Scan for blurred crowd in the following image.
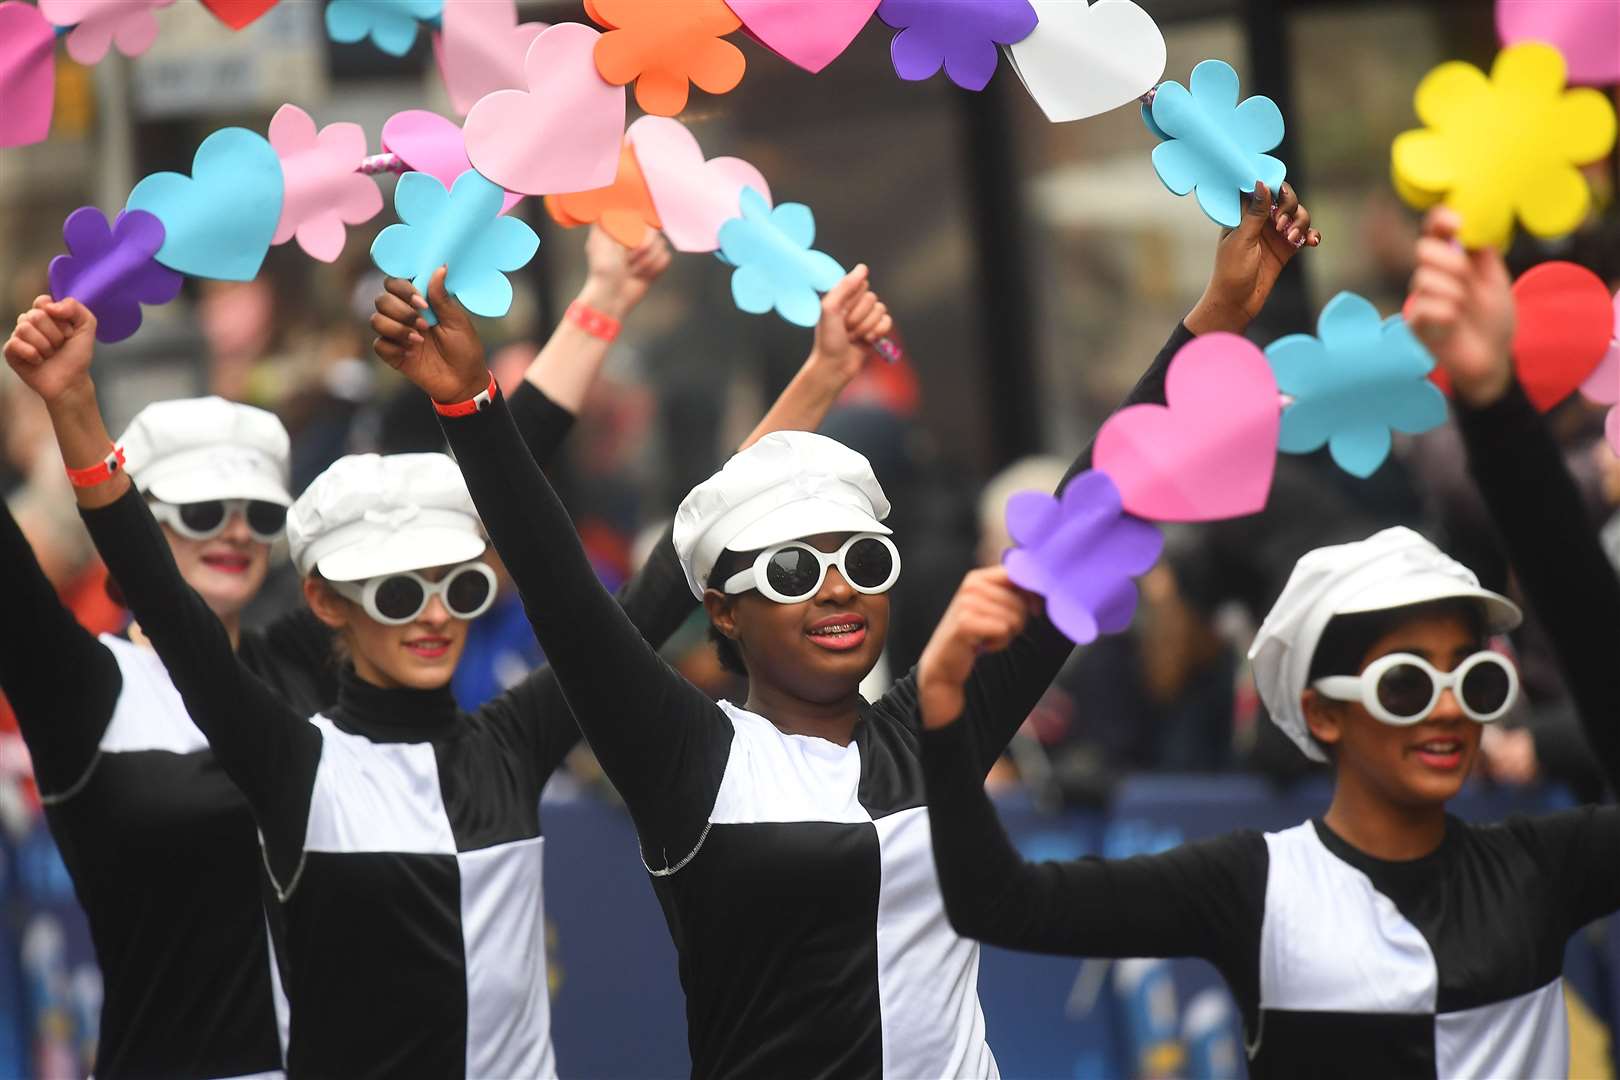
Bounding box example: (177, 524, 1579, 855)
(3, 212, 1619, 845)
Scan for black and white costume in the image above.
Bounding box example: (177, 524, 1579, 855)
(921, 379, 1620, 1078)
(435, 322, 1192, 1079)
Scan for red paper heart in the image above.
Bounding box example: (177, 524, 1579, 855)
(199, 0, 278, 30)
(1428, 261, 1614, 412)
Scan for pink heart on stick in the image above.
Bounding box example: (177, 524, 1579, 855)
(726, 0, 878, 74)
(0, 2, 55, 149)
(626, 116, 771, 253)
(268, 104, 384, 263)
(381, 109, 524, 215)
(1094, 332, 1281, 522)
(434, 0, 546, 116)
(464, 23, 626, 198)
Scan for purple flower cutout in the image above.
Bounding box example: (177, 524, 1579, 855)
(48, 207, 184, 344)
(1002, 469, 1164, 645)
(876, 0, 1037, 91)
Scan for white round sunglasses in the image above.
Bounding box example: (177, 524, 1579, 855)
(1312, 650, 1518, 727)
(722, 533, 901, 605)
(328, 562, 497, 626)
(150, 498, 287, 543)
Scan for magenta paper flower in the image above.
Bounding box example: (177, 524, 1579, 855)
(875, 0, 1036, 91)
(38, 0, 175, 66)
(1002, 469, 1164, 645)
(268, 104, 384, 263)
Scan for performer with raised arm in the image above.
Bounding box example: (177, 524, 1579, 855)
(2, 229, 880, 1076)
(916, 208, 1618, 1077)
(376, 185, 1317, 1077)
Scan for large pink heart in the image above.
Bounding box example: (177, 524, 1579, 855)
(268, 104, 383, 262)
(464, 23, 625, 198)
(1094, 332, 1280, 522)
(726, 0, 878, 74)
(433, 0, 546, 117)
(1496, 0, 1620, 86)
(381, 109, 523, 215)
(0, 2, 55, 149)
(626, 116, 770, 253)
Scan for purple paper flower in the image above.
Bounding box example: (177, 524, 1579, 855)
(1002, 469, 1164, 645)
(48, 207, 183, 344)
(876, 0, 1037, 91)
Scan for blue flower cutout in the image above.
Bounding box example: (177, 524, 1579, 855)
(1001, 470, 1164, 645)
(370, 170, 539, 325)
(1266, 292, 1447, 479)
(718, 187, 845, 328)
(325, 0, 443, 57)
(1149, 59, 1286, 227)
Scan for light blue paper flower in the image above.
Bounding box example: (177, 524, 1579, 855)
(1149, 59, 1286, 227)
(1266, 292, 1447, 478)
(717, 187, 845, 328)
(370, 170, 539, 325)
(325, 0, 442, 57)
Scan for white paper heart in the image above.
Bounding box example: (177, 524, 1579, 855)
(1006, 0, 1166, 124)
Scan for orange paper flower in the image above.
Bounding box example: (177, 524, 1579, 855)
(590, 0, 746, 117)
(545, 144, 663, 248)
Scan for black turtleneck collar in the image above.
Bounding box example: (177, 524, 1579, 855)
(328, 664, 462, 743)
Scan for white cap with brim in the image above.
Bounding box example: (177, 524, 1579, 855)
(287, 453, 486, 583)
(1248, 526, 1521, 763)
(118, 396, 292, 506)
(674, 431, 891, 600)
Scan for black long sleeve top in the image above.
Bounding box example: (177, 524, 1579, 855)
(0, 382, 687, 1078)
(922, 380, 1620, 1079)
(436, 321, 1194, 1079)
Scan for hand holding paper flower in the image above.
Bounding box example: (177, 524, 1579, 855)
(370, 170, 539, 325)
(1148, 59, 1286, 228)
(718, 187, 845, 328)
(1002, 470, 1163, 645)
(1392, 43, 1616, 249)
(1267, 292, 1446, 479)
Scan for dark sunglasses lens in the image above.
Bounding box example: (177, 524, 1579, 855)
(1376, 662, 1434, 718)
(178, 501, 227, 534)
(373, 576, 426, 621)
(1461, 659, 1511, 715)
(246, 501, 287, 536)
(445, 568, 492, 617)
(844, 538, 893, 589)
(764, 547, 820, 598)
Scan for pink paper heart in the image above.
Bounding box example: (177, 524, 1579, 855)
(1094, 332, 1281, 522)
(268, 104, 384, 263)
(725, 0, 878, 74)
(39, 0, 174, 66)
(434, 0, 547, 116)
(464, 22, 626, 198)
(381, 109, 524, 215)
(0, 2, 55, 149)
(626, 116, 771, 253)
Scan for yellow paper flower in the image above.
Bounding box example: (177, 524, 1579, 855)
(1392, 43, 1616, 249)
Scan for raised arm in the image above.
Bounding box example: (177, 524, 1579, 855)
(889, 182, 1322, 771)
(1408, 207, 1620, 790)
(4, 298, 320, 883)
(0, 500, 123, 799)
(915, 571, 1264, 970)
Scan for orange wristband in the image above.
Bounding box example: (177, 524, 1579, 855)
(432, 373, 497, 418)
(566, 300, 621, 342)
(67, 445, 126, 488)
